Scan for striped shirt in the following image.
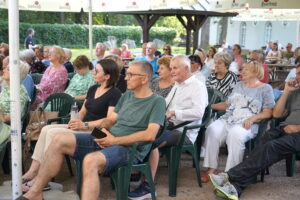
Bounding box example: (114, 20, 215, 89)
(206, 71, 238, 98)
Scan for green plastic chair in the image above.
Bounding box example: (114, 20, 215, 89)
(75, 121, 166, 199)
(30, 73, 43, 85)
(160, 105, 212, 197)
(68, 72, 76, 80)
(0, 139, 8, 167)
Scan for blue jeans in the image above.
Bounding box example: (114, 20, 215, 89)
(71, 133, 131, 175)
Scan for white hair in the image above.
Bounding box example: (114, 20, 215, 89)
(171, 54, 191, 72)
(96, 42, 106, 50)
(19, 49, 35, 61)
(147, 42, 157, 50)
(63, 48, 72, 59)
(19, 60, 30, 82)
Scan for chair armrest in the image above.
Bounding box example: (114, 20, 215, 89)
(47, 117, 63, 124)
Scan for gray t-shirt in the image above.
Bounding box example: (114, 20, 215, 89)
(111, 90, 166, 161)
(220, 82, 275, 133)
(283, 90, 300, 126)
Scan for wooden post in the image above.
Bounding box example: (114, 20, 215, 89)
(134, 14, 161, 43)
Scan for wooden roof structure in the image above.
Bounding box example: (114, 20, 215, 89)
(110, 9, 237, 54)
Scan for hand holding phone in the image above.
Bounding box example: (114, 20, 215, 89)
(91, 127, 107, 139)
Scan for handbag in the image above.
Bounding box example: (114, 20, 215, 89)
(25, 107, 58, 145)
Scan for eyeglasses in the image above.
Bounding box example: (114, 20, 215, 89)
(163, 48, 170, 51)
(125, 72, 146, 78)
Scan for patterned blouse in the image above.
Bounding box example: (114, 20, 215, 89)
(150, 77, 174, 98)
(65, 71, 95, 98)
(0, 85, 29, 117)
(220, 82, 275, 133)
(206, 71, 238, 98)
(33, 65, 68, 108)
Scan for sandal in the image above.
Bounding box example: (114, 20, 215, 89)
(201, 172, 210, 183)
(22, 178, 32, 184)
(22, 182, 32, 194)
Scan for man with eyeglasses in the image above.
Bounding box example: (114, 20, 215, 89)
(128, 55, 208, 199)
(137, 42, 159, 76)
(20, 60, 166, 200)
(209, 65, 300, 200)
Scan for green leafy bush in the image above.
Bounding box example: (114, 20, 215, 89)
(0, 22, 176, 48)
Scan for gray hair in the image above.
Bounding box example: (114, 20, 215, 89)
(147, 42, 157, 50)
(129, 60, 153, 81)
(4, 57, 30, 82)
(20, 49, 35, 61)
(213, 52, 232, 67)
(252, 50, 265, 62)
(63, 48, 72, 59)
(19, 60, 30, 82)
(96, 42, 106, 50)
(171, 54, 191, 72)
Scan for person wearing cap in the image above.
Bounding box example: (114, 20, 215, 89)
(189, 54, 206, 84)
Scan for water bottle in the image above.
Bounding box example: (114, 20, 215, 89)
(70, 102, 78, 120)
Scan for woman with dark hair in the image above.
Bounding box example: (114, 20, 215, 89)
(161, 45, 173, 57)
(22, 59, 122, 189)
(229, 44, 244, 75)
(265, 42, 282, 64)
(65, 55, 95, 101)
(205, 47, 217, 72)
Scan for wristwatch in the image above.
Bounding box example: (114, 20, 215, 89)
(84, 122, 89, 130)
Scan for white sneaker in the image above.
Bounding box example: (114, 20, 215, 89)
(209, 172, 229, 188)
(215, 182, 239, 200)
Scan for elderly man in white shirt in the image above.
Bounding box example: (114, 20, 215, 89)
(128, 54, 208, 200)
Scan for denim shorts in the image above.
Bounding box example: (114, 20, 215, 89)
(71, 133, 131, 175)
(153, 130, 192, 148)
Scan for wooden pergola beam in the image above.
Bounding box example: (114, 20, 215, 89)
(134, 14, 161, 43)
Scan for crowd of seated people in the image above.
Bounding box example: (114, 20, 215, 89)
(1, 39, 299, 200)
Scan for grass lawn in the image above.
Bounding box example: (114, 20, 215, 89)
(71, 47, 187, 62)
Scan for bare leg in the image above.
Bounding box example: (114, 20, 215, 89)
(148, 142, 167, 181)
(81, 151, 107, 200)
(23, 133, 77, 200)
(149, 148, 159, 180)
(22, 160, 40, 180)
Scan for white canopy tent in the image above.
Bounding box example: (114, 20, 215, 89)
(3, 0, 209, 198)
(209, 0, 300, 20)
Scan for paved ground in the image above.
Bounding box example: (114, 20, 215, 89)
(1, 151, 300, 200)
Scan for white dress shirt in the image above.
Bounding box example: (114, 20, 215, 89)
(165, 75, 208, 143)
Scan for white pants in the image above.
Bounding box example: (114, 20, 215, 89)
(203, 119, 255, 172)
(32, 124, 90, 163)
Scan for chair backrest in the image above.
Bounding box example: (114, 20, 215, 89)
(68, 72, 76, 80)
(30, 73, 43, 85)
(207, 88, 225, 105)
(43, 93, 75, 117)
(0, 139, 8, 165)
(131, 120, 167, 164)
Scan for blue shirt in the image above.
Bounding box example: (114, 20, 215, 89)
(137, 57, 159, 77)
(22, 74, 35, 100)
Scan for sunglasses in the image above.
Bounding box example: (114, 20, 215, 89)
(163, 48, 170, 51)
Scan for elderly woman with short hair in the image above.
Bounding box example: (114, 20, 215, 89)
(0, 58, 30, 144)
(31, 45, 68, 109)
(150, 56, 174, 98)
(201, 61, 275, 182)
(206, 52, 238, 98)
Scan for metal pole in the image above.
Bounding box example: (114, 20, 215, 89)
(89, 0, 93, 60)
(297, 20, 300, 47)
(8, 0, 22, 198)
